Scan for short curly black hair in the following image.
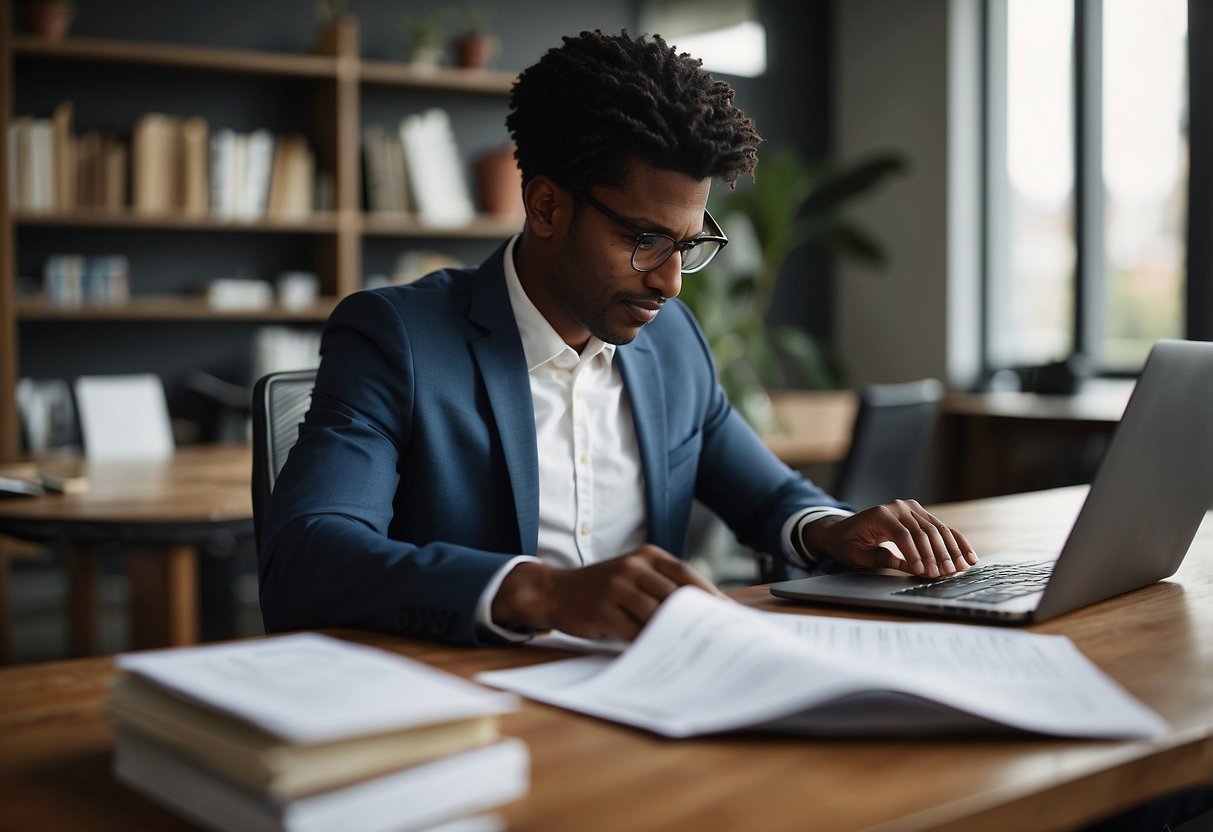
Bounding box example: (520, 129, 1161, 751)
(506, 29, 761, 195)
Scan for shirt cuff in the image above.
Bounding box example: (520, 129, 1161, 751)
(475, 555, 543, 643)
(782, 507, 855, 569)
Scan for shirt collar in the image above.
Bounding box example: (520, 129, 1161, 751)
(502, 235, 616, 372)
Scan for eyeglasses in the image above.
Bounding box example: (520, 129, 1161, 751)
(574, 191, 728, 274)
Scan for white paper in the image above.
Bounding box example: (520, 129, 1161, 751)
(476, 587, 1167, 740)
(117, 633, 517, 744)
(74, 373, 175, 460)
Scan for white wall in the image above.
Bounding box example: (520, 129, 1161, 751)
(833, 0, 982, 389)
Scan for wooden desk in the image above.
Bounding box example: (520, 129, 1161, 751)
(0, 487, 1209, 831)
(941, 383, 1134, 500)
(0, 444, 252, 657)
(763, 389, 857, 468)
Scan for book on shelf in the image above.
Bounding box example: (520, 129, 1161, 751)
(8, 115, 29, 209)
(239, 128, 276, 220)
(109, 633, 527, 831)
(51, 101, 75, 212)
(477, 586, 1168, 740)
(399, 108, 475, 228)
(363, 124, 411, 215)
(265, 134, 314, 221)
(132, 113, 183, 214)
(8, 116, 55, 213)
(42, 254, 130, 306)
(28, 118, 54, 213)
(209, 127, 238, 219)
(180, 116, 210, 217)
(75, 130, 128, 212)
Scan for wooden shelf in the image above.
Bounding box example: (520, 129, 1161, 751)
(13, 34, 518, 93)
(11, 34, 339, 78)
(361, 213, 523, 238)
(13, 210, 342, 233)
(17, 296, 338, 322)
(359, 60, 516, 94)
(0, 15, 519, 459)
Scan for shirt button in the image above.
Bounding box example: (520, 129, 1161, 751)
(580, 523, 590, 536)
(579, 454, 589, 465)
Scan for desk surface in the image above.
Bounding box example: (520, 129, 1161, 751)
(0, 444, 254, 654)
(0, 444, 252, 538)
(0, 487, 1210, 831)
(944, 381, 1134, 424)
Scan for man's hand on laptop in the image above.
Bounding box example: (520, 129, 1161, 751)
(491, 545, 726, 641)
(801, 500, 978, 579)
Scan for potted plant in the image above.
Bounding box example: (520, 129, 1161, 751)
(23, 0, 76, 40)
(453, 5, 499, 70)
(401, 11, 450, 71)
(678, 145, 907, 428)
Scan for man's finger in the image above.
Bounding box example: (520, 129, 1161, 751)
(651, 555, 723, 596)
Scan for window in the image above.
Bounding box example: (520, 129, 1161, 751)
(640, 0, 766, 78)
(985, 0, 1190, 374)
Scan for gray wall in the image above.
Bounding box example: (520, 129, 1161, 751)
(833, 0, 981, 389)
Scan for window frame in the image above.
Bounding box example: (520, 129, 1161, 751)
(981, 0, 1206, 378)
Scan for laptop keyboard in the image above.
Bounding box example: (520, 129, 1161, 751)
(892, 560, 1055, 604)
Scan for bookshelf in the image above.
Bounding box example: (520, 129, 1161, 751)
(0, 7, 520, 460)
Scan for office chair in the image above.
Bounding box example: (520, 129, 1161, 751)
(251, 369, 316, 548)
(760, 377, 946, 583)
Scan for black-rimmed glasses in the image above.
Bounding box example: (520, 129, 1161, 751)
(575, 191, 728, 274)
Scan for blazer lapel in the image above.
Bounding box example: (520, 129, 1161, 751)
(618, 338, 670, 547)
(467, 247, 540, 555)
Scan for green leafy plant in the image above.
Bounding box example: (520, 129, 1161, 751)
(678, 145, 908, 427)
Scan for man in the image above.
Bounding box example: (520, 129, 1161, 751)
(259, 30, 976, 646)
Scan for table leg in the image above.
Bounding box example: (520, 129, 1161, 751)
(127, 545, 199, 650)
(67, 543, 100, 657)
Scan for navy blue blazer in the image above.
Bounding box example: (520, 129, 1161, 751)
(259, 241, 845, 644)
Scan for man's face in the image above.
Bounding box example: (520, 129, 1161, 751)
(544, 162, 712, 349)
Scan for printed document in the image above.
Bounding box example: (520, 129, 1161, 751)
(477, 588, 1166, 739)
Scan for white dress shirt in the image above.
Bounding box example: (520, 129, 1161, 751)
(475, 237, 850, 639)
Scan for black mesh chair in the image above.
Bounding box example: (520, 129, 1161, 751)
(833, 377, 945, 509)
(251, 369, 316, 549)
(761, 377, 945, 583)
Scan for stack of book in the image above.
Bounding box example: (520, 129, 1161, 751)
(109, 633, 528, 832)
(363, 108, 476, 227)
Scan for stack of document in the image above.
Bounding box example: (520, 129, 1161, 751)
(109, 633, 527, 832)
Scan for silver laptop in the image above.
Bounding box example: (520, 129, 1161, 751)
(770, 339, 1213, 624)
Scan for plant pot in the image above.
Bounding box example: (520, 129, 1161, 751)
(24, 1, 75, 40)
(456, 34, 498, 69)
(474, 145, 523, 220)
(408, 44, 445, 72)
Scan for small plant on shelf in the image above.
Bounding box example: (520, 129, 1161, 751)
(401, 10, 450, 71)
(453, 5, 499, 69)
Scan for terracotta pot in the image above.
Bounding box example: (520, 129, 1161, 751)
(456, 34, 498, 69)
(475, 145, 523, 219)
(24, 1, 74, 40)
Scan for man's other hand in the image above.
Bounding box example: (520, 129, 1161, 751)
(803, 500, 978, 579)
(492, 545, 724, 641)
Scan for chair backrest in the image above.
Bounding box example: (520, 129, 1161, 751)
(251, 369, 316, 548)
(833, 378, 945, 509)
